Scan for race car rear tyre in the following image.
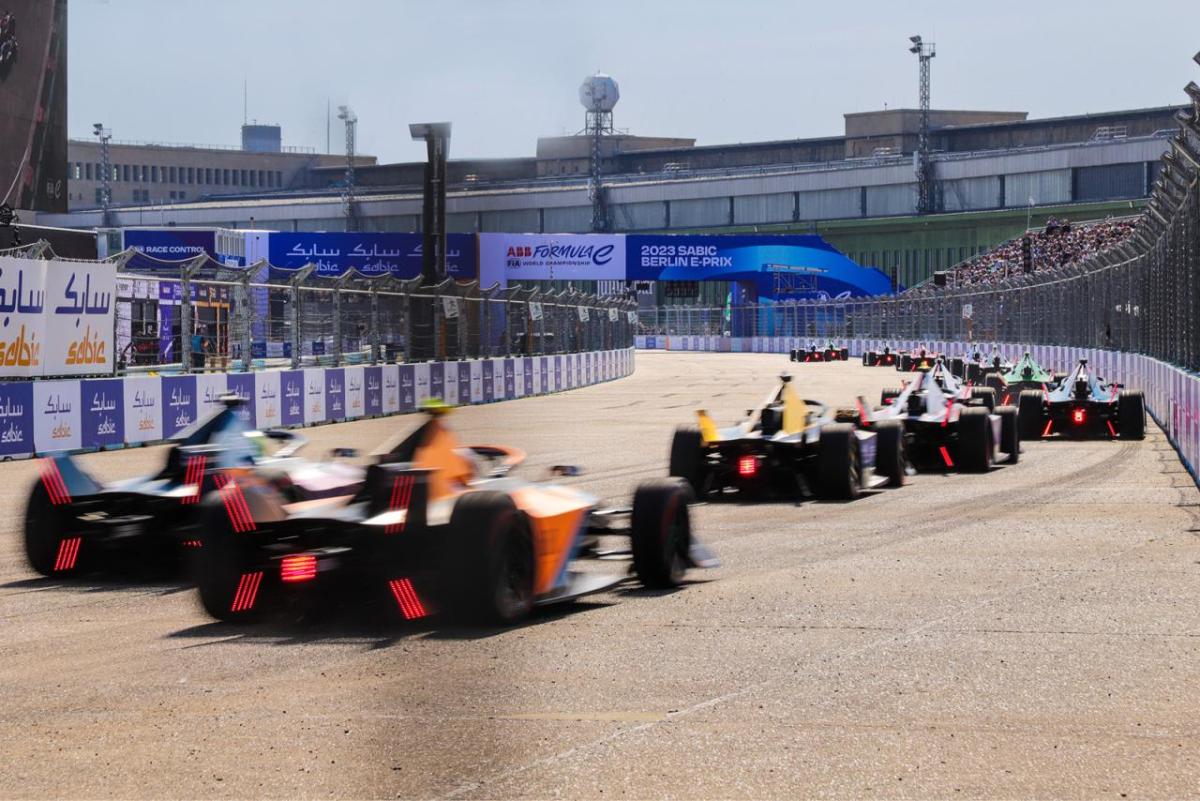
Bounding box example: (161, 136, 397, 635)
(996, 405, 1020, 464)
(789, 349, 798, 362)
(817, 424, 861, 500)
(880, 387, 903, 407)
(956, 406, 993, 473)
(949, 358, 965, 378)
(1052, 372, 1069, 386)
(839, 348, 849, 361)
(24, 479, 83, 577)
(631, 479, 693, 589)
(1118, 390, 1146, 440)
(1017, 390, 1045, 440)
(446, 492, 535, 625)
(966, 363, 982, 384)
(873, 419, 906, 487)
(668, 426, 707, 495)
(899, 355, 913, 372)
(196, 497, 267, 623)
(970, 387, 997, 412)
(984, 374, 1006, 394)
(863, 351, 876, 366)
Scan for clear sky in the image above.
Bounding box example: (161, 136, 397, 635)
(69, 0, 1197, 163)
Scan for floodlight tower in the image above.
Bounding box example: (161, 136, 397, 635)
(579, 73, 619, 232)
(337, 105, 358, 232)
(92, 123, 112, 224)
(909, 35, 936, 214)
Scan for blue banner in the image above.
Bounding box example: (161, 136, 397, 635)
(364, 367, 383, 417)
(482, 360, 494, 402)
(457, 362, 471, 405)
(430, 363, 445, 402)
(280, 370, 304, 426)
(124, 230, 216, 270)
(162, 375, 197, 438)
(504, 359, 516, 399)
(226, 373, 255, 428)
(523, 359, 533, 396)
(324, 368, 345, 421)
(81, 378, 124, 449)
(0, 381, 34, 456)
(626, 234, 892, 300)
(398, 365, 416, 412)
(267, 233, 477, 280)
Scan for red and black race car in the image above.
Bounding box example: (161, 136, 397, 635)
(862, 346, 898, 367)
(790, 342, 849, 362)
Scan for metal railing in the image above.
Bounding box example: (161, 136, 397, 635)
(639, 51, 1200, 371)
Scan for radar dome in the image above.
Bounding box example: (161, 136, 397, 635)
(579, 73, 620, 113)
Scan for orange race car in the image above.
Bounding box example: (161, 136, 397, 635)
(194, 404, 717, 626)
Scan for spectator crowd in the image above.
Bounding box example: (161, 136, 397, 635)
(945, 217, 1137, 288)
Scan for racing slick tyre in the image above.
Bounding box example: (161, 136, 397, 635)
(949, 357, 965, 378)
(1052, 372, 1069, 386)
(839, 348, 849, 361)
(956, 406, 994, 473)
(1017, 390, 1045, 440)
(873, 419, 907, 487)
(863, 351, 877, 366)
(970, 387, 997, 412)
(197, 495, 267, 623)
(668, 426, 707, 495)
(996, 404, 1020, 464)
(880, 387, 903, 407)
(446, 492, 535, 625)
(984, 374, 1006, 395)
(631, 478, 693, 589)
(24, 479, 84, 577)
(966, 363, 983, 384)
(816, 423, 861, 500)
(1118, 390, 1146, 440)
(899, 354, 913, 372)
(789, 349, 798, 362)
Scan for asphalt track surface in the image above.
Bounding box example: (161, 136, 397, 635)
(2, 352, 1199, 799)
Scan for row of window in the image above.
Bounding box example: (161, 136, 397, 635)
(73, 162, 284, 190)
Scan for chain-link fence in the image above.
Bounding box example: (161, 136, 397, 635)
(640, 61, 1200, 371)
(109, 254, 637, 375)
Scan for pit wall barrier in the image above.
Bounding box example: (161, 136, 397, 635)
(636, 335, 1200, 484)
(0, 348, 636, 459)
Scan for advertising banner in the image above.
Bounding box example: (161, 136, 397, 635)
(324, 368, 346, 421)
(267, 232, 476, 280)
(469, 361, 482, 403)
(364, 366, 383, 417)
(255, 370, 281, 430)
(0, 256, 47, 378)
(478, 234, 625, 286)
(442, 362, 458, 406)
(124, 375, 162, 444)
(195, 373, 228, 422)
(482, 360, 494, 402)
(34, 379, 80, 453)
(226, 373, 255, 428)
(0, 380, 34, 457)
(162, 375, 197, 438)
(43, 259, 117, 377)
(504, 359, 516, 399)
(123, 230, 216, 270)
(81, 378, 124, 449)
(430, 362, 445, 403)
(382, 365, 400, 414)
(414, 362, 431, 407)
(399, 365, 416, 412)
(304, 368, 326, 424)
(280, 370, 305, 427)
(457, 362, 471, 405)
(344, 366, 364, 420)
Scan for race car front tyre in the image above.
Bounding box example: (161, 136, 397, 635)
(1017, 390, 1045, 440)
(949, 358, 965, 378)
(197, 497, 267, 623)
(970, 387, 997, 412)
(24, 480, 83, 577)
(1118, 390, 1146, 440)
(631, 478, 693, 589)
(668, 426, 707, 495)
(446, 492, 535, 625)
(816, 424, 861, 500)
(956, 407, 993, 473)
(996, 404, 1020, 464)
(880, 387, 903, 407)
(873, 419, 906, 487)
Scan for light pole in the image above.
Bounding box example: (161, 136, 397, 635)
(908, 36, 936, 214)
(410, 122, 451, 283)
(92, 123, 112, 224)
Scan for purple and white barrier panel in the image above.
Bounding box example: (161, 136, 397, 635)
(4, 348, 635, 459)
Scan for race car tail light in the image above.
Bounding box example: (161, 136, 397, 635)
(230, 571, 263, 612)
(181, 454, 207, 504)
(54, 537, 82, 572)
(389, 578, 427, 620)
(1042, 420, 1054, 437)
(941, 400, 953, 427)
(938, 446, 954, 468)
(214, 473, 256, 533)
(1107, 420, 1118, 437)
(280, 554, 318, 583)
(182, 540, 202, 548)
(384, 473, 415, 535)
(737, 455, 758, 478)
(1072, 408, 1086, 425)
(39, 459, 71, 505)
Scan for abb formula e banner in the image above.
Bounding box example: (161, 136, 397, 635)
(626, 235, 892, 300)
(0, 256, 116, 378)
(478, 234, 625, 287)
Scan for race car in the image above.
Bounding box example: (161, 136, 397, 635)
(862, 346, 899, 367)
(864, 359, 1019, 472)
(1016, 358, 1145, 440)
(897, 348, 940, 372)
(983, 351, 1066, 406)
(668, 373, 907, 501)
(790, 343, 849, 362)
(948, 347, 1013, 385)
(23, 398, 363, 578)
(194, 404, 718, 626)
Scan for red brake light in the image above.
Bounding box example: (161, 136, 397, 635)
(1072, 408, 1086, 425)
(280, 554, 318, 583)
(737, 455, 758, 477)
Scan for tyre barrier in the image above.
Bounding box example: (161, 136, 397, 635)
(0, 348, 636, 459)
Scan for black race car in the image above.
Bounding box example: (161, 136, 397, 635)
(790, 343, 850, 362)
(24, 398, 363, 578)
(1016, 358, 1145, 440)
(862, 346, 899, 367)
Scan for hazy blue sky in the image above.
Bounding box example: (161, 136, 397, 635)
(70, 0, 1196, 163)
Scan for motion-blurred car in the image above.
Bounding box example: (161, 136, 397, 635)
(862, 346, 899, 367)
(790, 342, 849, 362)
(1016, 358, 1145, 440)
(194, 405, 718, 625)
